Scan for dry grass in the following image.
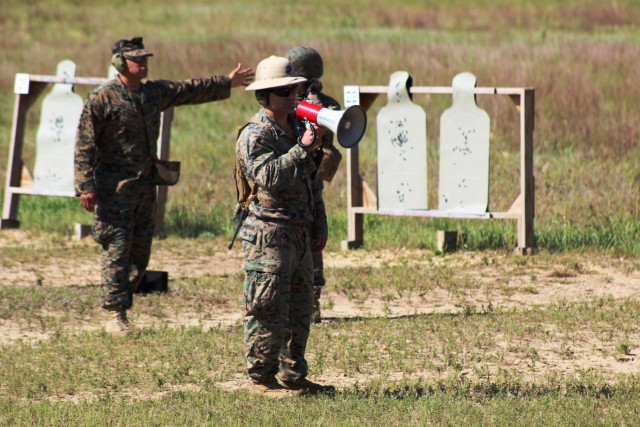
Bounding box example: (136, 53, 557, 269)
(0, 0, 639, 246)
(2, 4, 640, 425)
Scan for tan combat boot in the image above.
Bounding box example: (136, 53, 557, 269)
(251, 379, 304, 399)
(105, 307, 133, 337)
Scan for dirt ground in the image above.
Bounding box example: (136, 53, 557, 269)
(2, 229, 640, 393)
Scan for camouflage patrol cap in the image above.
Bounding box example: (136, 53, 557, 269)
(112, 37, 154, 58)
(245, 56, 306, 91)
(285, 46, 323, 80)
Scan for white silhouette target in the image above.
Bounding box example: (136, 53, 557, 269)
(438, 72, 490, 214)
(32, 60, 84, 195)
(377, 71, 428, 210)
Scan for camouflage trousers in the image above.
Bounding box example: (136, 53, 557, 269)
(91, 189, 156, 310)
(312, 250, 325, 299)
(240, 220, 314, 383)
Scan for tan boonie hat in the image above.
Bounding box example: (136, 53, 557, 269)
(246, 56, 306, 91)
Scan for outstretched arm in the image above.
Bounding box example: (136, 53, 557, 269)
(228, 63, 255, 88)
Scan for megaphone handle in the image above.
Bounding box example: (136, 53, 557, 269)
(296, 119, 316, 149)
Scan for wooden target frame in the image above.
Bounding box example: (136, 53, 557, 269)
(0, 70, 174, 238)
(342, 84, 535, 255)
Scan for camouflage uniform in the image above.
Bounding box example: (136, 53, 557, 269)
(286, 47, 341, 314)
(303, 85, 340, 300)
(75, 75, 232, 310)
(236, 108, 327, 383)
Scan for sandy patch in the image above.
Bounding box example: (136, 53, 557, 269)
(3, 229, 640, 391)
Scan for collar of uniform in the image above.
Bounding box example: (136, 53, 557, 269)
(115, 75, 145, 92)
(256, 108, 298, 138)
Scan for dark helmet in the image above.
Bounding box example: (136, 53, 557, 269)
(285, 46, 323, 80)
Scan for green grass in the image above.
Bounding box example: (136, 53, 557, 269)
(2, 237, 640, 424)
(9, 197, 90, 235)
(1, 0, 639, 255)
(2, 295, 640, 425)
(3, 387, 639, 426)
(11, 196, 640, 255)
(2, 0, 640, 424)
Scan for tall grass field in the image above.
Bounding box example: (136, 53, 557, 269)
(1, 0, 640, 253)
(1, 0, 640, 425)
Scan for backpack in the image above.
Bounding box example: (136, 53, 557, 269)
(234, 155, 257, 211)
(234, 119, 269, 211)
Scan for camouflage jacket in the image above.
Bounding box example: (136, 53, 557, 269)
(236, 108, 328, 239)
(74, 75, 231, 196)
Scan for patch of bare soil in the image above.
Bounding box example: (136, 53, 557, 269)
(2, 229, 640, 395)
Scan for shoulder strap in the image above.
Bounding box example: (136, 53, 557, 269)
(237, 117, 272, 137)
(241, 182, 258, 211)
(236, 119, 270, 210)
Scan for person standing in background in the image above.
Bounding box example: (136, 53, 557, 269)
(75, 36, 254, 336)
(286, 46, 342, 323)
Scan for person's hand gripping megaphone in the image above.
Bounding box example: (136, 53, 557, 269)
(296, 109, 326, 151)
(295, 100, 367, 148)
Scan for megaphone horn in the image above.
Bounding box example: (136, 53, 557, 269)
(295, 100, 367, 148)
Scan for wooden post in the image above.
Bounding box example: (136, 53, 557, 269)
(154, 107, 174, 238)
(341, 143, 364, 250)
(516, 88, 536, 254)
(0, 84, 47, 228)
(437, 230, 458, 253)
(341, 91, 379, 250)
(74, 223, 91, 239)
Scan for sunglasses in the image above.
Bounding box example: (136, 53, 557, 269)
(271, 86, 298, 97)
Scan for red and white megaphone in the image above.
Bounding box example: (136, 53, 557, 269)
(295, 100, 367, 148)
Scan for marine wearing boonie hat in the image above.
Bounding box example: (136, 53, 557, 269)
(245, 56, 306, 91)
